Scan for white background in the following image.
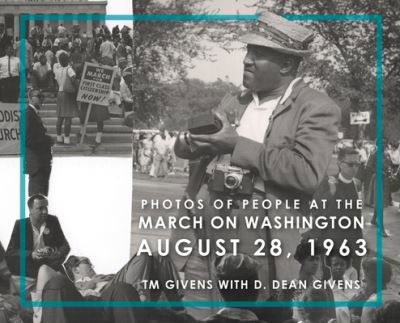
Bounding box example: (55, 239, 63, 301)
(0, 156, 132, 274)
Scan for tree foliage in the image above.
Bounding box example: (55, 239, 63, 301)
(131, 0, 213, 127)
(159, 78, 239, 130)
(130, 0, 400, 140)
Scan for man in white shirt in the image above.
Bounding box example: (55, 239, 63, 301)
(32, 54, 53, 90)
(5, 194, 70, 279)
(0, 44, 20, 103)
(0, 23, 12, 58)
(99, 34, 116, 64)
(172, 11, 340, 318)
(389, 141, 400, 166)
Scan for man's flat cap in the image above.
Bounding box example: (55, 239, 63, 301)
(240, 11, 315, 57)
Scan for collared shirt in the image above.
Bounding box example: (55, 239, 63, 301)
(31, 222, 46, 251)
(205, 78, 302, 187)
(100, 40, 116, 59)
(389, 147, 400, 165)
(29, 103, 39, 115)
(45, 50, 54, 66)
(120, 78, 133, 103)
(0, 55, 20, 79)
(237, 77, 302, 192)
(53, 64, 75, 91)
(338, 173, 353, 184)
(356, 148, 368, 164)
(329, 278, 358, 323)
(33, 62, 51, 78)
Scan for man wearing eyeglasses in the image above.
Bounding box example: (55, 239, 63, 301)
(314, 147, 364, 278)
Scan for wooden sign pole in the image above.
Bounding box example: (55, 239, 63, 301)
(80, 103, 92, 145)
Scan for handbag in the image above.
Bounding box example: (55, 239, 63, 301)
(62, 67, 77, 93)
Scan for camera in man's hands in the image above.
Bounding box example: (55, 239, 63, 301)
(187, 112, 222, 134)
(209, 164, 254, 196)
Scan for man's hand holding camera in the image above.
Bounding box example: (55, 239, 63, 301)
(32, 247, 56, 260)
(189, 112, 239, 155)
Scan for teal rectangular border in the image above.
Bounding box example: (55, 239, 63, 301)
(19, 14, 383, 308)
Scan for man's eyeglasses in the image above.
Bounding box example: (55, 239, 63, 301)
(343, 161, 360, 168)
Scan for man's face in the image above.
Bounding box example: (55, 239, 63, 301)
(242, 45, 283, 93)
(31, 94, 44, 108)
(6, 46, 14, 57)
(29, 198, 48, 227)
(39, 55, 47, 65)
(73, 257, 96, 279)
(330, 256, 347, 280)
(302, 255, 320, 276)
(339, 154, 360, 180)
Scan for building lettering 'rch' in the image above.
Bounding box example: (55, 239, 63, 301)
(0, 0, 107, 40)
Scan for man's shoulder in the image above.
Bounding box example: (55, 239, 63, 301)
(296, 84, 338, 108)
(46, 214, 59, 223)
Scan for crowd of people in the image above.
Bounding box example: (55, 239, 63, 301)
(0, 22, 135, 146)
(2, 8, 400, 323)
(347, 139, 400, 237)
(1, 196, 400, 323)
(132, 129, 179, 177)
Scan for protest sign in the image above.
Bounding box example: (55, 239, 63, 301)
(0, 103, 20, 155)
(77, 63, 116, 106)
(76, 63, 116, 145)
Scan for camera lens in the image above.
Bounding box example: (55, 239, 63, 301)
(224, 174, 241, 190)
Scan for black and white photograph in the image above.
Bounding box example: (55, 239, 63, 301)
(1, 0, 136, 322)
(1, 0, 400, 322)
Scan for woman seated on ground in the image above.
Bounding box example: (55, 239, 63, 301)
(296, 287, 336, 323)
(325, 250, 359, 323)
(358, 258, 400, 323)
(290, 242, 335, 322)
(0, 242, 28, 323)
(375, 300, 400, 323)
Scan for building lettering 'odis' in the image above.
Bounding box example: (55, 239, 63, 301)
(0, 0, 107, 40)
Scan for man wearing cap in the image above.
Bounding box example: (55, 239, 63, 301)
(172, 11, 340, 317)
(25, 90, 53, 196)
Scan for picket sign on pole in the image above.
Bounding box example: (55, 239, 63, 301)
(80, 103, 92, 145)
(76, 62, 116, 145)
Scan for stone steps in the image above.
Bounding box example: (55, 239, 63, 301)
(52, 142, 133, 155)
(42, 116, 126, 126)
(36, 94, 132, 156)
(49, 133, 132, 144)
(46, 124, 131, 134)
